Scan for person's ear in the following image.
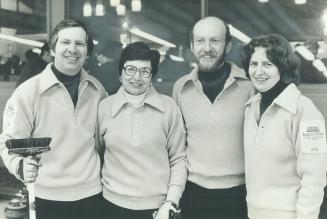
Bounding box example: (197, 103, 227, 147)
(50, 49, 55, 57)
(225, 41, 232, 54)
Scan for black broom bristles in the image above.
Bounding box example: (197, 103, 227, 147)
(6, 138, 52, 156)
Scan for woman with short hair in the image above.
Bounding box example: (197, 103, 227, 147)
(242, 34, 327, 219)
(98, 42, 187, 219)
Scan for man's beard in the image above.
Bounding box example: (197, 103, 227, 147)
(197, 47, 227, 72)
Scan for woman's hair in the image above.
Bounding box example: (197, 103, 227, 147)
(50, 19, 94, 56)
(241, 34, 301, 85)
(118, 42, 160, 77)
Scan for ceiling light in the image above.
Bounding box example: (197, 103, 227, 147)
(129, 28, 176, 48)
(228, 24, 251, 43)
(83, 0, 92, 17)
(258, 0, 269, 3)
(322, 9, 327, 28)
(169, 54, 184, 62)
(122, 21, 129, 29)
(313, 59, 327, 72)
(95, 0, 105, 16)
(0, 33, 44, 47)
(116, 4, 126, 16)
(295, 45, 315, 61)
(295, 0, 306, 4)
(131, 0, 142, 12)
(110, 0, 120, 7)
(120, 33, 128, 46)
(32, 48, 41, 54)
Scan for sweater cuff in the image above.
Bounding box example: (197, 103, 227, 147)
(166, 185, 184, 205)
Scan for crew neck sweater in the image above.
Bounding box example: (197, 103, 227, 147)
(51, 65, 81, 107)
(198, 63, 231, 103)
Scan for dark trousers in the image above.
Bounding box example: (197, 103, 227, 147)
(35, 193, 102, 219)
(180, 181, 248, 219)
(102, 198, 157, 219)
(319, 187, 327, 219)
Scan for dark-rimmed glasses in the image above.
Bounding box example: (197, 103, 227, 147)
(123, 65, 152, 78)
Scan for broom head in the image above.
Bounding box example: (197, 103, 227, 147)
(6, 138, 52, 156)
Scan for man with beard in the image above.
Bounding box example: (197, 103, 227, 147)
(173, 17, 254, 219)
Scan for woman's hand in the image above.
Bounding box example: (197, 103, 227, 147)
(18, 155, 42, 183)
(154, 202, 172, 219)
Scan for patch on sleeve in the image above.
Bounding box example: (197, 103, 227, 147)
(3, 104, 16, 131)
(300, 120, 327, 153)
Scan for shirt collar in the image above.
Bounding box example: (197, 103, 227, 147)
(274, 83, 300, 114)
(39, 64, 60, 94)
(245, 83, 300, 114)
(181, 62, 247, 89)
(39, 63, 102, 94)
(111, 85, 165, 117)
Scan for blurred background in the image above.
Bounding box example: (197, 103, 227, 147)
(1, 0, 327, 218)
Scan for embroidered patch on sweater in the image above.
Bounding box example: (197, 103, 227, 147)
(300, 120, 327, 153)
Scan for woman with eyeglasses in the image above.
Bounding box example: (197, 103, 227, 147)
(241, 34, 327, 219)
(98, 42, 187, 219)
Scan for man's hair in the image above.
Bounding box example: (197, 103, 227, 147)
(50, 19, 94, 56)
(118, 42, 160, 77)
(189, 17, 232, 46)
(241, 34, 300, 85)
(40, 42, 50, 57)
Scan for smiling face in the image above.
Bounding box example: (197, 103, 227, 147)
(191, 18, 230, 72)
(121, 60, 152, 95)
(51, 27, 88, 75)
(249, 47, 280, 92)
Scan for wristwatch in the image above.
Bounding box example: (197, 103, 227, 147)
(164, 200, 180, 211)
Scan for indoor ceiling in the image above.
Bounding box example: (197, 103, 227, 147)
(68, 0, 327, 47)
(1, 0, 326, 46)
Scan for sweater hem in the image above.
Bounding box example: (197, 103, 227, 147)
(188, 173, 245, 189)
(103, 188, 165, 210)
(248, 203, 296, 219)
(36, 178, 102, 201)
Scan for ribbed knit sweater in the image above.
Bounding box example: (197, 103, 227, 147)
(244, 84, 327, 219)
(0, 64, 107, 201)
(173, 62, 255, 188)
(98, 86, 187, 210)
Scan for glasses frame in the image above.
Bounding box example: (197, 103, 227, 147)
(123, 65, 152, 78)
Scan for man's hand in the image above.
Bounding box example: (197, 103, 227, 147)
(18, 155, 42, 183)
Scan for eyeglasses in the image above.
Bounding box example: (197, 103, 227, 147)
(123, 65, 152, 78)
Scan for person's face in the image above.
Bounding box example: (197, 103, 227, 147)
(249, 47, 280, 92)
(191, 18, 230, 72)
(51, 27, 88, 75)
(121, 60, 152, 95)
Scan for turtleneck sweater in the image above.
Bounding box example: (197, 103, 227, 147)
(198, 62, 231, 103)
(51, 65, 81, 107)
(259, 81, 287, 116)
(122, 87, 149, 108)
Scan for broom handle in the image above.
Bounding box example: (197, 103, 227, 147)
(27, 183, 36, 219)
